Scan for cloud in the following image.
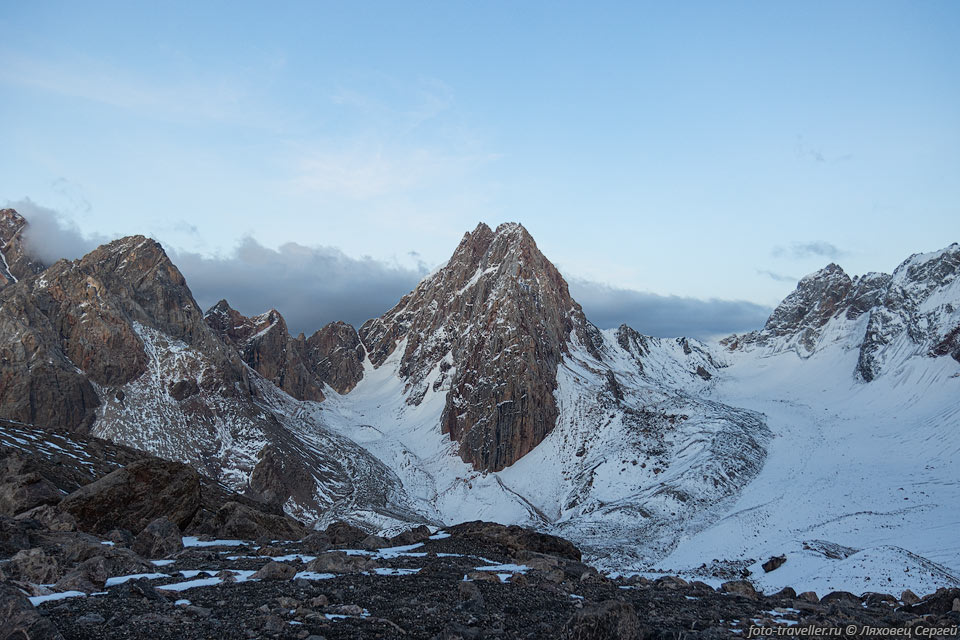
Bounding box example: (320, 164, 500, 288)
(169, 239, 426, 334)
(756, 269, 797, 283)
(10, 198, 108, 265)
(9, 201, 770, 339)
(7, 201, 425, 334)
(568, 279, 771, 340)
(771, 241, 846, 260)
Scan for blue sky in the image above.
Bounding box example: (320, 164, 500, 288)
(1, 2, 958, 336)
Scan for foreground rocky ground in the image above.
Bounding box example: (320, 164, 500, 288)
(2, 420, 959, 639)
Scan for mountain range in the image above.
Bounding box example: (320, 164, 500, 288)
(1, 207, 957, 596)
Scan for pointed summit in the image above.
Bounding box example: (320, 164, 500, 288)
(360, 221, 601, 472)
(0, 208, 45, 287)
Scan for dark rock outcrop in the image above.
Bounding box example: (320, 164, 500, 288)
(205, 300, 366, 401)
(211, 501, 306, 541)
(563, 600, 642, 640)
(0, 581, 64, 640)
(446, 520, 582, 561)
(131, 517, 183, 558)
(59, 459, 202, 534)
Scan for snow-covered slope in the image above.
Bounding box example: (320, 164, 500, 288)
(655, 334, 960, 596)
(312, 236, 960, 596)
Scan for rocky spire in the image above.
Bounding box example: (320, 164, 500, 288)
(205, 300, 365, 401)
(360, 222, 603, 472)
(0, 209, 45, 288)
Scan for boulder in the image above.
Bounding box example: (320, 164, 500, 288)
(14, 505, 77, 532)
(446, 521, 582, 561)
(762, 555, 786, 573)
(0, 581, 64, 640)
(720, 580, 760, 599)
(0, 471, 62, 517)
(8, 549, 62, 584)
(902, 588, 960, 615)
(59, 459, 201, 534)
(250, 561, 296, 581)
(563, 600, 643, 640)
(389, 525, 432, 547)
(323, 521, 368, 546)
(132, 517, 183, 558)
(53, 556, 108, 593)
(306, 552, 375, 574)
(212, 501, 306, 541)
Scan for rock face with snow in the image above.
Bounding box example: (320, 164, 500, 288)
(0, 215, 424, 531)
(0, 208, 45, 288)
(205, 300, 365, 400)
(359, 222, 602, 472)
(204, 301, 327, 401)
(723, 244, 960, 381)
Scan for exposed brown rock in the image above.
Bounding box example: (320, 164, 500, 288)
(446, 520, 582, 561)
(0, 467, 62, 517)
(0, 209, 46, 288)
(211, 500, 306, 541)
(360, 223, 603, 471)
(131, 517, 183, 558)
(0, 580, 65, 640)
(721, 580, 760, 599)
(762, 554, 786, 573)
(0, 234, 251, 432)
(59, 458, 201, 534)
(205, 300, 365, 401)
(250, 561, 296, 581)
(563, 600, 642, 640)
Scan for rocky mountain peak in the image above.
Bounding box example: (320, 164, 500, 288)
(0, 208, 45, 288)
(763, 263, 853, 338)
(205, 301, 365, 401)
(360, 221, 602, 472)
(857, 243, 960, 379)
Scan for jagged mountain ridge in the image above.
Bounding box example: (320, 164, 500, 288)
(204, 299, 365, 401)
(722, 243, 960, 380)
(1, 205, 958, 593)
(0, 212, 425, 532)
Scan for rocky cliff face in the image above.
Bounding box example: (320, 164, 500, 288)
(856, 244, 960, 380)
(0, 235, 242, 431)
(0, 209, 45, 288)
(205, 301, 365, 400)
(359, 222, 602, 472)
(723, 244, 960, 381)
(0, 214, 424, 531)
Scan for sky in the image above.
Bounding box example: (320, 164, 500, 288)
(2, 2, 958, 338)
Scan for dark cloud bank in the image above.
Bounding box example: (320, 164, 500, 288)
(568, 280, 771, 340)
(9, 200, 773, 339)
